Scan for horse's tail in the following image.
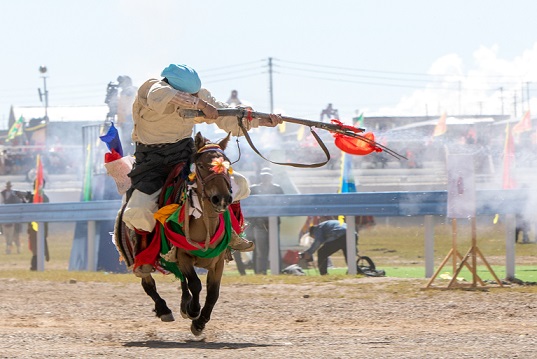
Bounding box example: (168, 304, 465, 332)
(114, 203, 136, 268)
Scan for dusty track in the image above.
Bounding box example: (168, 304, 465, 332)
(1, 277, 536, 358)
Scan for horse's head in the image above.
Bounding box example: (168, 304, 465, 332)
(192, 132, 233, 213)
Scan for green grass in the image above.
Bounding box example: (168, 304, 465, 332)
(1, 221, 536, 284)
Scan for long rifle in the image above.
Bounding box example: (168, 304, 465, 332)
(181, 108, 406, 166)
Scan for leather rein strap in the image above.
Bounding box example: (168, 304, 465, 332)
(237, 117, 331, 168)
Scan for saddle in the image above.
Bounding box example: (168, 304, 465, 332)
(113, 162, 188, 270)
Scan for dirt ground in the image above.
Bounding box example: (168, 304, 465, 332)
(1, 275, 536, 359)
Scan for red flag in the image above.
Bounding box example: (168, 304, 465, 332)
(33, 154, 44, 203)
(432, 112, 447, 137)
(502, 124, 516, 189)
(512, 110, 532, 135)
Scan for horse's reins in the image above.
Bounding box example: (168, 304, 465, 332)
(236, 110, 331, 168)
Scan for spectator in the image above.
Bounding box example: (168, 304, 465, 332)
(0, 181, 24, 254)
(248, 167, 284, 274)
(27, 180, 50, 270)
(299, 220, 358, 275)
(116, 75, 137, 155)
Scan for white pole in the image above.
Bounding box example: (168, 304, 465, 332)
(36, 222, 45, 271)
(87, 220, 96, 271)
(346, 216, 357, 275)
(424, 215, 434, 278)
(505, 214, 516, 280)
(268, 216, 280, 275)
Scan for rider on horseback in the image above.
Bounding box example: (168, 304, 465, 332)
(123, 64, 282, 277)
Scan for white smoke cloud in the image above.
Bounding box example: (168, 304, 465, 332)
(374, 43, 537, 117)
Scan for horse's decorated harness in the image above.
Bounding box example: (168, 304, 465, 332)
(149, 141, 241, 280)
(189, 143, 232, 204)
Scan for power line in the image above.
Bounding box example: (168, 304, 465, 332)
(199, 60, 265, 73)
(276, 58, 529, 81)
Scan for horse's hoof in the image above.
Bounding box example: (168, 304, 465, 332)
(181, 309, 200, 320)
(160, 313, 175, 322)
(190, 322, 204, 336)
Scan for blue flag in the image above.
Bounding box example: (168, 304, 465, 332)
(99, 122, 123, 157)
(339, 152, 356, 193)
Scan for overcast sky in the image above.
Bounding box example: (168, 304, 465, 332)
(1, 0, 537, 128)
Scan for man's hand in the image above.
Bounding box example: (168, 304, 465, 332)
(201, 101, 218, 119)
(259, 114, 283, 127)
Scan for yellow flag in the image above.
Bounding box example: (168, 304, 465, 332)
(297, 126, 305, 141)
(432, 112, 447, 137)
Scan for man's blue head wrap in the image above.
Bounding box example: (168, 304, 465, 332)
(161, 64, 201, 94)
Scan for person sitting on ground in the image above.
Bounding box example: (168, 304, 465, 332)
(123, 63, 282, 277)
(299, 220, 358, 275)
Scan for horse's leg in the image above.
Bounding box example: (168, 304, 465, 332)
(179, 266, 202, 321)
(141, 275, 175, 322)
(191, 257, 225, 336)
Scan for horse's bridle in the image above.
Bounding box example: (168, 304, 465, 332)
(194, 145, 232, 201)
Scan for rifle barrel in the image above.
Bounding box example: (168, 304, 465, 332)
(182, 108, 364, 132)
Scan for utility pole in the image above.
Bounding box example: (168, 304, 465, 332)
(38, 65, 49, 119)
(268, 57, 274, 113)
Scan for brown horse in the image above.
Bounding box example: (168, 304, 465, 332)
(119, 132, 236, 336)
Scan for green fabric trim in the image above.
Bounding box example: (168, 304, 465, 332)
(157, 185, 231, 280)
(159, 228, 184, 281)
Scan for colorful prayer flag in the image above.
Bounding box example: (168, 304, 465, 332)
(6, 115, 24, 142)
(354, 113, 364, 128)
(99, 122, 123, 157)
(432, 112, 447, 137)
(297, 125, 305, 141)
(339, 152, 356, 193)
(33, 154, 44, 203)
(83, 144, 92, 201)
(512, 110, 532, 135)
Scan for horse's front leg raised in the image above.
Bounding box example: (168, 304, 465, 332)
(141, 275, 175, 322)
(179, 267, 202, 321)
(191, 257, 225, 336)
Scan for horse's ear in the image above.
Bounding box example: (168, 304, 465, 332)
(218, 132, 232, 150)
(194, 132, 205, 150)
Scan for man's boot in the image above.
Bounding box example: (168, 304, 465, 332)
(133, 229, 155, 278)
(229, 230, 255, 252)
